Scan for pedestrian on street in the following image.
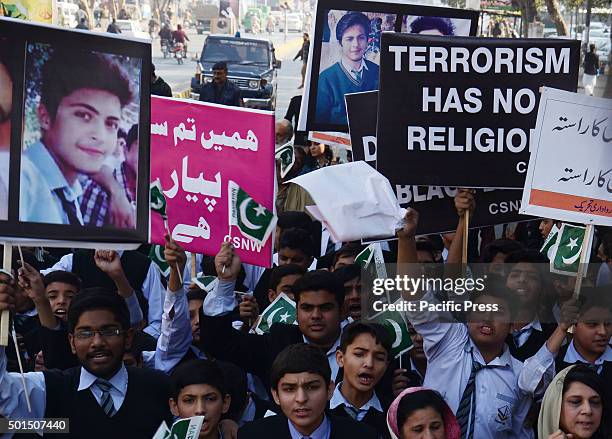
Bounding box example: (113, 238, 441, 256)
(294, 33, 310, 89)
(582, 43, 600, 96)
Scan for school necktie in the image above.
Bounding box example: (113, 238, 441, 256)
(343, 404, 359, 420)
(53, 188, 82, 225)
(351, 69, 362, 82)
(95, 379, 116, 417)
(456, 358, 485, 439)
(512, 326, 531, 347)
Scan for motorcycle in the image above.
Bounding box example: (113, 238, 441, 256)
(172, 42, 184, 64)
(161, 38, 171, 58)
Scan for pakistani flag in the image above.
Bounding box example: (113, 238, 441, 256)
(150, 179, 168, 219)
(152, 421, 170, 439)
(355, 243, 387, 279)
(149, 245, 170, 279)
(192, 273, 218, 292)
(228, 180, 277, 245)
(255, 293, 297, 334)
(369, 305, 412, 358)
(355, 245, 374, 267)
(275, 142, 295, 179)
(550, 223, 591, 276)
(154, 416, 204, 439)
(540, 224, 560, 260)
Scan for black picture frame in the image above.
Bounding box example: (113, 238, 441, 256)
(0, 17, 151, 245)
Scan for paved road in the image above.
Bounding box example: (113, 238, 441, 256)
(153, 28, 303, 120)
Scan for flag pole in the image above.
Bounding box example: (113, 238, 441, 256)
(223, 225, 232, 275)
(11, 327, 32, 412)
(462, 210, 470, 265)
(164, 220, 183, 285)
(191, 253, 196, 284)
(0, 244, 11, 346)
(567, 224, 594, 335)
(572, 224, 594, 299)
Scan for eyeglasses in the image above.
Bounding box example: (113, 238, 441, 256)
(74, 328, 124, 339)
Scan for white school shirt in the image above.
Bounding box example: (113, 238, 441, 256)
(406, 292, 555, 439)
(42, 252, 164, 338)
(142, 285, 193, 374)
(564, 340, 612, 374)
(0, 347, 128, 439)
(20, 142, 84, 225)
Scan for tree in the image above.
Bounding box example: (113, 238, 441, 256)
(544, 0, 569, 35)
(514, 0, 539, 37)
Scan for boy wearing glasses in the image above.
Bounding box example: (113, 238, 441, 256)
(0, 282, 173, 437)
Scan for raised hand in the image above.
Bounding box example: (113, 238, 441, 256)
(214, 242, 242, 281)
(397, 207, 419, 240)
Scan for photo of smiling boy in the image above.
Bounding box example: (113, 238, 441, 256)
(315, 11, 379, 126)
(20, 47, 133, 225)
(169, 359, 231, 439)
(331, 322, 392, 438)
(238, 343, 378, 439)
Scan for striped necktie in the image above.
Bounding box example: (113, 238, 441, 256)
(351, 69, 362, 82)
(53, 188, 82, 225)
(343, 404, 359, 420)
(95, 379, 116, 417)
(456, 358, 485, 439)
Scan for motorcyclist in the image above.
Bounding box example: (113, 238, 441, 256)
(172, 24, 189, 56)
(159, 22, 172, 48)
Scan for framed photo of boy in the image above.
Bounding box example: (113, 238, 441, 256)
(299, 0, 479, 133)
(0, 17, 151, 246)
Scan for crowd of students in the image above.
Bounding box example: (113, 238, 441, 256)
(0, 186, 611, 439)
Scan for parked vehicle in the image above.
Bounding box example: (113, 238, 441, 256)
(191, 35, 281, 110)
(279, 12, 303, 32)
(114, 19, 151, 40)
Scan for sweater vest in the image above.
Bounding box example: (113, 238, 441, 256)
(43, 366, 172, 439)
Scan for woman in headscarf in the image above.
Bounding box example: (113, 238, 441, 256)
(538, 365, 610, 439)
(387, 387, 460, 439)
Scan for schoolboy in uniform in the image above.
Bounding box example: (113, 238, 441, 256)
(238, 343, 378, 439)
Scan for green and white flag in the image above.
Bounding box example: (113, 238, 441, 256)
(355, 245, 374, 267)
(550, 223, 592, 276)
(192, 273, 218, 292)
(150, 179, 168, 219)
(152, 416, 204, 439)
(369, 304, 412, 359)
(275, 142, 295, 179)
(151, 421, 170, 439)
(149, 245, 170, 279)
(355, 243, 387, 279)
(255, 292, 297, 334)
(540, 224, 560, 260)
(228, 180, 277, 245)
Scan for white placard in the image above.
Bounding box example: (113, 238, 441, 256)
(520, 87, 612, 226)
